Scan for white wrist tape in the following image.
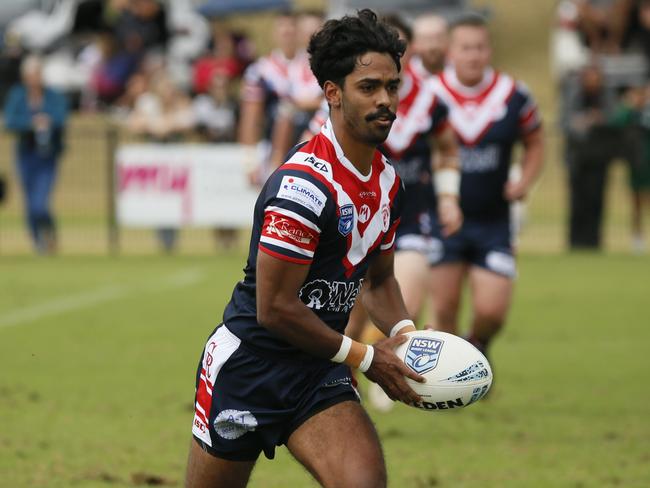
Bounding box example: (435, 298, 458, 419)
(358, 345, 374, 373)
(390, 319, 416, 337)
(331, 335, 352, 363)
(435, 168, 460, 196)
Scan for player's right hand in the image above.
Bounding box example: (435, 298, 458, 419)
(437, 196, 463, 237)
(364, 334, 425, 405)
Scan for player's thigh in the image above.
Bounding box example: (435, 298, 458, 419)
(394, 250, 430, 318)
(286, 400, 386, 488)
(185, 439, 255, 488)
(469, 266, 513, 323)
(429, 263, 467, 328)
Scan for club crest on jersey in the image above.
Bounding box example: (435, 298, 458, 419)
(338, 204, 354, 236)
(381, 204, 391, 232)
(358, 204, 371, 224)
(405, 337, 444, 375)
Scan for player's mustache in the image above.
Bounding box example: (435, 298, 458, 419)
(365, 109, 396, 122)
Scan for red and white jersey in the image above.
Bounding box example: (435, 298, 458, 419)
(222, 119, 404, 355)
(287, 50, 322, 103)
(241, 49, 292, 103)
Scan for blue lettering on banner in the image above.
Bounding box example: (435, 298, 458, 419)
(338, 204, 354, 236)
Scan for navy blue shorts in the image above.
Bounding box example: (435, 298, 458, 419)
(430, 217, 516, 278)
(395, 210, 444, 265)
(191, 325, 359, 461)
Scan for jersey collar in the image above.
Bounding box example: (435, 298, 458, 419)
(321, 118, 373, 182)
(443, 65, 496, 98)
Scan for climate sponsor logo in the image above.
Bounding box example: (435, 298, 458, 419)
(277, 176, 327, 216)
(265, 215, 314, 245)
(299, 279, 363, 313)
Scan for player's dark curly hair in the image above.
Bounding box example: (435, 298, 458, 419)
(308, 9, 406, 88)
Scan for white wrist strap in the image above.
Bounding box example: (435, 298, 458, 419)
(358, 345, 374, 373)
(435, 168, 460, 197)
(390, 319, 416, 337)
(331, 335, 352, 363)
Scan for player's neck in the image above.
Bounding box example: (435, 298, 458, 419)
(330, 118, 374, 176)
(455, 68, 490, 88)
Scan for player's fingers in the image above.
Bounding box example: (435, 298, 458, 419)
(395, 377, 422, 404)
(398, 362, 426, 383)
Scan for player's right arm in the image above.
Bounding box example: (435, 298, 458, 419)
(238, 62, 266, 184)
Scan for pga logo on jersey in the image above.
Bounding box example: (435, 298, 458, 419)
(405, 337, 444, 375)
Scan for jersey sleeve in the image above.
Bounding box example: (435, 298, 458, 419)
(258, 169, 330, 265)
(516, 81, 542, 136)
(379, 179, 404, 253)
(241, 61, 265, 103)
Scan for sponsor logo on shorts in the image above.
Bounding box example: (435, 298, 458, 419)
(277, 176, 327, 216)
(265, 215, 314, 245)
(405, 337, 444, 374)
(299, 279, 363, 313)
(214, 410, 258, 440)
(486, 251, 516, 277)
(338, 204, 354, 236)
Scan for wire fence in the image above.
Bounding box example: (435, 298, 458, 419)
(0, 114, 640, 256)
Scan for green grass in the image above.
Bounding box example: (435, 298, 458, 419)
(1, 253, 649, 487)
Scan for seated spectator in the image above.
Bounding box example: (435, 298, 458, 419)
(91, 32, 140, 105)
(114, 0, 169, 56)
(193, 71, 238, 143)
(192, 29, 245, 94)
(127, 74, 194, 141)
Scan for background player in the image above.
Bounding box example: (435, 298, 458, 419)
(186, 10, 423, 488)
(428, 14, 544, 362)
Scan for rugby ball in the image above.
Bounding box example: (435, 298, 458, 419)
(394, 330, 492, 411)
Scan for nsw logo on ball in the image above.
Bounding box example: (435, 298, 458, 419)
(405, 337, 444, 375)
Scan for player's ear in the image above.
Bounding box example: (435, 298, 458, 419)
(323, 80, 342, 108)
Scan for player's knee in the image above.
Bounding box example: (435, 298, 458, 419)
(339, 458, 386, 488)
(474, 309, 505, 331)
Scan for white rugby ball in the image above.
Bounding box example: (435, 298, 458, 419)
(394, 330, 492, 411)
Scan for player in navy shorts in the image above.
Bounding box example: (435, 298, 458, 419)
(428, 14, 544, 360)
(186, 10, 424, 488)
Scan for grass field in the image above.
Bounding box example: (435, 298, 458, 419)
(1, 253, 649, 487)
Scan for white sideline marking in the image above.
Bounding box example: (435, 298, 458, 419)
(0, 268, 205, 330)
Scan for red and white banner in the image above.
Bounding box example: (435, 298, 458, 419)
(116, 144, 258, 228)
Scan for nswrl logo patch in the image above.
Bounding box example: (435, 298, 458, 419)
(405, 337, 444, 374)
(338, 204, 354, 236)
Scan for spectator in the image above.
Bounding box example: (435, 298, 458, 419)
(114, 0, 169, 56)
(192, 28, 244, 94)
(561, 62, 617, 249)
(125, 73, 193, 252)
(609, 85, 650, 252)
(3, 55, 68, 255)
(193, 71, 238, 143)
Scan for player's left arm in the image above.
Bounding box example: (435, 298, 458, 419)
(432, 124, 463, 237)
(362, 250, 417, 337)
(505, 84, 545, 201)
(504, 126, 544, 201)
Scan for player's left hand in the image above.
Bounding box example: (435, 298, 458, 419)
(437, 196, 463, 237)
(504, 180, 528, 201)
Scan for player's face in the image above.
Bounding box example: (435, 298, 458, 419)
(449, 25, 491, 84)
(413, 21, 448, 72)
(274, 15, 297, 55)
(340, 52, 400, 145)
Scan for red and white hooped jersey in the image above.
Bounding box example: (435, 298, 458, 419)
(222, 119, 404, 356)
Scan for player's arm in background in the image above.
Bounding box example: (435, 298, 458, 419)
(504, 83, 545, 201)
(238, 63, 265, 185)
(431, 122, 463, 237)
(256, 172, 423, 403)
